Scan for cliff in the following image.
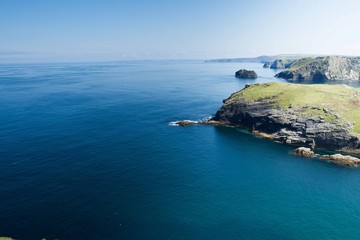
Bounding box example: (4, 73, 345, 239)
(275, 56, 360, 81)
(270, 59, 295, 69)
(213, 82, 360, 152)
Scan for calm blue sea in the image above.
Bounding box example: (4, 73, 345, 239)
(1, 60, 360, 240)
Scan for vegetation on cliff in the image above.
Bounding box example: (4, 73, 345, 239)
(214, 82, 360, 152)
(275, 56, 360, 81)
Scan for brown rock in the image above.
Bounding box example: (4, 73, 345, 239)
(319, 154, 360, 167)
(292, 147, 315, 158)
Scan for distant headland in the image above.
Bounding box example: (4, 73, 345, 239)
(207, 54, 360, 82)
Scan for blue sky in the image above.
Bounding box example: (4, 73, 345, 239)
(1, 0, 360, 62)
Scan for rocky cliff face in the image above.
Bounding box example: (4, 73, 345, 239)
(270, 59, 295, 69)
(275, 56, 360, 81)
(213, 83, 360, 152)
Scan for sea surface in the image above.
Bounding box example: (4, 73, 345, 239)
(1, 60, 360, 240)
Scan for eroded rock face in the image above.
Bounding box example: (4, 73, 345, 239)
(213, 91, 360, 151)
(270, 59, 295, 69)
(275, 56, 360, 81)
(235, 69, 257, 79)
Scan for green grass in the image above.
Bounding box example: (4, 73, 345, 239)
(227, 82, 360, 134)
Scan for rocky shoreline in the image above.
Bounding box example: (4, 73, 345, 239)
(292, 147, 360, 167)
(173, 82, 360, 167)
(173, 119, 360, 167)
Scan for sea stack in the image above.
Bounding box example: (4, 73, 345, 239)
(235, 69, 257, 79)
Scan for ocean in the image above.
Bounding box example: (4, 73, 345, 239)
(1, 60, 360, 240)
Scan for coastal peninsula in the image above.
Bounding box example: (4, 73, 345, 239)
(275, 56, 360, 81)
(213, 82, 360, 153)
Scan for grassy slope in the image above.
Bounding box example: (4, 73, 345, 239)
(227, 82, 360, 133)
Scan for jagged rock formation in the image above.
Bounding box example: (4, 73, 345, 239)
(263, 62, 270, 68)
(270, 59, 295, 69)
(319, 154, 360, 167)
(292, 147, 315, 158)
(235, 69, 257, 79)
(213, 82, 360, 153)
(275, 56, 360, 81)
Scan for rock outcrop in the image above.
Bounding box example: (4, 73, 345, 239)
(292, 147, 315, 158)
(235, 69, 257, 79)
(213, 82, 360, 153)
(319, 154, 360, 167)
(291, 147, 360, 167)
(263, 62, 270, 68)
(275, 56, 360, 81)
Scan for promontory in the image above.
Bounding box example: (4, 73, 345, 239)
(213, 82, 360, 153)
(275, 56, 360, 81)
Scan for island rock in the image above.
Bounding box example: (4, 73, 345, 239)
(235, 69, 257, 79)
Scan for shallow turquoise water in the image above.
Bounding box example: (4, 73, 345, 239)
(1, 60, 360, 239)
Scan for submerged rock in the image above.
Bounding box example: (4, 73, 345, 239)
(235, 69, 257, 79)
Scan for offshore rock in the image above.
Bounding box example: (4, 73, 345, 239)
(235, 69, 258, 79)
(292, 147, 315, 158)
(319, 154, 360, 167)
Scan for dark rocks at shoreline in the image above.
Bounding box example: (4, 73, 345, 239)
(235, 69, 257, 79)
(263, 62, 270, 68)
(214, 99, 357, 151)
(172, 120, 227, 127)
(212, 83, 360, 153)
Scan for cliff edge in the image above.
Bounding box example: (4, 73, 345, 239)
(214, 82, 360, 152)
(275, 56, 360, 81)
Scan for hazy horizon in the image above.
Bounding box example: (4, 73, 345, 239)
(1, 0, 360, 63)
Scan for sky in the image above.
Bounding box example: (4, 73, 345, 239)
(1, 0, 360, 63)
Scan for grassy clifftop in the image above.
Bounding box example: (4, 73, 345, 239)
(227, 82, 360, 133)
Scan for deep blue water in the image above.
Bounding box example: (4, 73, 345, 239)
(1, 60, 360, 240)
